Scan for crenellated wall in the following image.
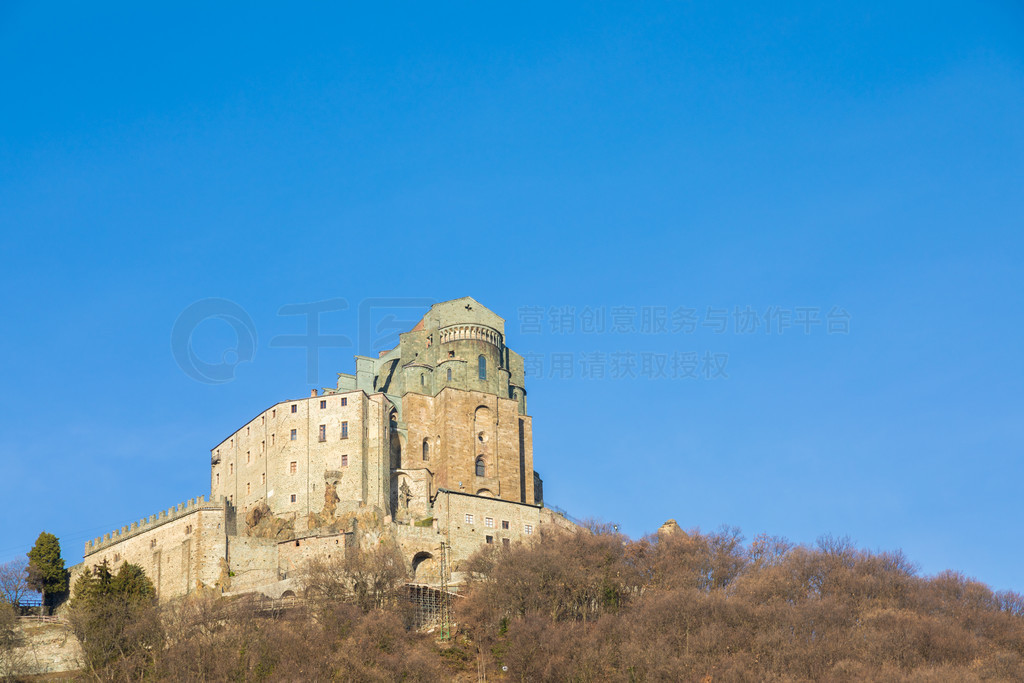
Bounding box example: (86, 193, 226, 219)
(81, 496, 229, 600)
(84, 495, 229, 555)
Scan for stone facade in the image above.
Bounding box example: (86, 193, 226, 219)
(82, 497, 228, 600)
(80, 297, 572, 601)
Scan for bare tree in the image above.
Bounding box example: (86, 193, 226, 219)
(0, 560, 30, 608)
(0, 600, 22, 681)
(304, 540, 408, 612)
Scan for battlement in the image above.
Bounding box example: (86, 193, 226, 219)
(84, 495, 230, 556)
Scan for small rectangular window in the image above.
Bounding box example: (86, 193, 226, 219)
(246, 451, 251, 464)
(290, 429, 297, 441)
(341, 421, 348, 439)
(486, 535, 493, 544)
(485, 517, 494, 528)
(272, 409, 276, 418)
(261, 473, 266, 485)
(215, 473, 220, 486)
(524, 524, 533, 535)
(261, 416, 265, 425)
(501, 520, 509, 530)
(229, 463, 233, 475)
(247, 426, 250, 436)
(342, 455, 348, 467)
(341, 397, 347, 407)
(318, 424, 326, 442)
(261, 440, 265, 452)
(271, 434, 275, 445)
(291, 404, 297, 413)
(246, 483, 251, 495)
(502, 538, 510, 547)
(290, 461, 297, 474)
(290, 494, 296, 503)
(465, 514, 474, 524)
(320, 399, 327, 409)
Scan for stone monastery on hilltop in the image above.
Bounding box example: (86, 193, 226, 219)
(80, 297, 574, 600)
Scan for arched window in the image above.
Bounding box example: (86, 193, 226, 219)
(422, 439, 430, 461)
(447, 368, 452, 381)
(478, 355, 487, 380)
(475, 456, 485, 477)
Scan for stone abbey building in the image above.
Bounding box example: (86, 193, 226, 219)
(79, 298, 573, 600)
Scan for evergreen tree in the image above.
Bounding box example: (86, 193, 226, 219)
(26, 531, 68, 608)
(71, 560, 155, 605)
(70, 561, 160, 672)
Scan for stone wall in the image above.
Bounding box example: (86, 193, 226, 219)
(210, 389, 380, 526)
(82, 497, 227, 600)
(224, 535, 280, 593)
(6, 621, 84, 678)
(432, 490, 544, 569)
(224, 529, 354, 596)
(400, 388, 534, 506)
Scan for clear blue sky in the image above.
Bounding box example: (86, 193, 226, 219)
(1, 2, 1022, 591)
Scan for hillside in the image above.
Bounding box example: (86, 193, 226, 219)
(9, 523, 1024, 681)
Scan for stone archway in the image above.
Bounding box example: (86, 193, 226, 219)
(411, 551, 437, 583)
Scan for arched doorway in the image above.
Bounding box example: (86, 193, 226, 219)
(411, 551, 437, 582)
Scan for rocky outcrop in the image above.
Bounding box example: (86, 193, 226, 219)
(245, 501, 295, 540)
(657, 519, 683, 538)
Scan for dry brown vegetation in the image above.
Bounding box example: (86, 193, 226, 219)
(58, 525, 1024, 681)
(459, 525, 1024, 681)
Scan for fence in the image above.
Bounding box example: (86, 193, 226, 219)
(546, 503, 585, 527)
(18, 614, 62, 624)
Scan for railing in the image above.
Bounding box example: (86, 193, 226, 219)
(19, 615, 62, 624)
(546, 503, 585, 527)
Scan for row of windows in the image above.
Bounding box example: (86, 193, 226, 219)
(414, 440, 489, 476)
(287, 456, 348, 471)
(218, 398, 352, 451)
(225, 422, 351, 452)
(318, 397, 349, 409)
(316, 422, 349, 441)
(218, 422, 351, 467)
(463, 514, 531, 534)
(219, 454, 351, 486)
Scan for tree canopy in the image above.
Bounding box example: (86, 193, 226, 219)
(70, 561, 159, 673)
(72, 561, 156, 606)
(26, 531, 68, 604)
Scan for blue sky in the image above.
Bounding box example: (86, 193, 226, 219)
(1, 2, 1022, 591)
